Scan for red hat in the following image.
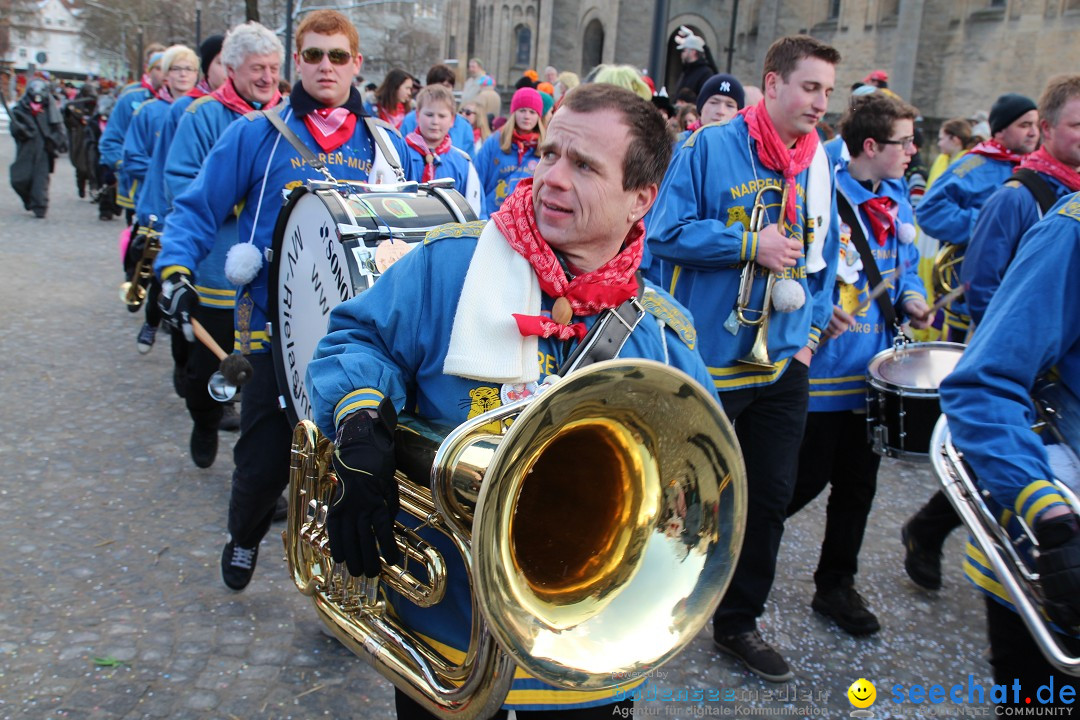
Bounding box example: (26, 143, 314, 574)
(641, 74, 656, 94)
(510, 87, 543, 116)
(863, 69, 889, 84)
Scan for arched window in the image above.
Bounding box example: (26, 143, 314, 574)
(582, 19, 604, 76)
(515, 24, 531, 67)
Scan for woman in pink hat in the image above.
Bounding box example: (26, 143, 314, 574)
(474, 86, 545, 217)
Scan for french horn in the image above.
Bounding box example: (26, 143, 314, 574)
(284, 359, 747, 718)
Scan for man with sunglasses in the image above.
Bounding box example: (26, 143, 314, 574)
(155, 9, 411, 592)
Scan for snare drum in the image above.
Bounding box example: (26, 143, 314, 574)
(866, 341, 964, 461)
(269, 180, 474, 425)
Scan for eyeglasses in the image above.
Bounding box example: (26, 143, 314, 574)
(461, 109, 476, 116)
(168, 66, 197, 74)
(878, 135, 916, 149)
(300, 47, 352, 65)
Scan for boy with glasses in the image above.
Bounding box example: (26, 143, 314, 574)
(786, 92, 930, 637)
(155, 10, 412, 592)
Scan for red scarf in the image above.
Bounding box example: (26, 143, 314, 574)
(154, 85, 174, 103)
(211, 78, 282, 116)
(379, 103, 407, 129)
(140, 74, 155, 94)
(1018, 146, 1080, 193)
(492, 179, 643, 341)
(739, 100, 818, 226)
(304, 107, 357, 153)
(511, 129, 540, 164)
(969, 138, 1025, 165)
(861, 196, 898, 246)
(404, 130, 453, 182)
(187, 80, 211, 99)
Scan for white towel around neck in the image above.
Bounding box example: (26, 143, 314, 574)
(443, 221, 542, 384)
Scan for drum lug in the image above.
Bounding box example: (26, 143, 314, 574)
(265, 247, 274, 263)
(872, 425, 889, 457)
(265, 322, 273, 339)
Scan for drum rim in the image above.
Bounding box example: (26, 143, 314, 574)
(866, 340, 965, 393)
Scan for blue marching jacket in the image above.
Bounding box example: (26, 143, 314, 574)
(155, 98, 411, 354)
(100, 84, 153, 209)
(159, 93, 252, 311)
(135, 94, 199, 228)
(122, 97, 171, 213)
(646, 115, 841, 392)
(305, 220, 714, 711)
(809, 171, 926, 412)
(400, 110, 476, 158)
(474, 133, 541, 219)
(940, 192, 1080, 614)
(961, 171, 1073, 325)
(401, 143, 481, 217)
(916, 151, 1017, 326)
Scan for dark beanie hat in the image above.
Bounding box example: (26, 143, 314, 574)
(989, 92, 1036, 135)
(199, 34, 224, 77)
(697, 73, 746, 114)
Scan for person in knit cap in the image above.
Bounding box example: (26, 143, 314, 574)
(648, 35, 842, 683)
(912, 90, 1037, 343)
(863, 69, 889, 88)
(474, 86, 545, 217)
(672, 72, 746, 150)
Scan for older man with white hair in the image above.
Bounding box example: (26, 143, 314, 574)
(156, 21, 285, 471)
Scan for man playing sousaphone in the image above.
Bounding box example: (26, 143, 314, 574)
(938, 194, 1080, 706)
(305, 84, 716, 718)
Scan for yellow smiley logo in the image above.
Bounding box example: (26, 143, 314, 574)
(848, 678, 876, 709)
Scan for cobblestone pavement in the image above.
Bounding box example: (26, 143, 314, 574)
(0, 139, 995, 720)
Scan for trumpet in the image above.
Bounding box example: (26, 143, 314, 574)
(284, 360, 748, 718)
(931, 380, 1080, 676)
(119, 221, 161, 310)
(726, 185, 789, 369)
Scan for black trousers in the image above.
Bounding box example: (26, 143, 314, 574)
(712, 361, 809, 636)
(394, 688, 633, 719)
(227, 352, 293, 548)
(787, 410, 881, 591)
(183, 306, 233, 429)
(906, 489, 962, 553)
(985, 596, 1080, 707)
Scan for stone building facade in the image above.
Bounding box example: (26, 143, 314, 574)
(442, 0, 1080, 121)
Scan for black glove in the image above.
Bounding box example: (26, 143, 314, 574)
(1036, 513, 1080, 633)
(328, 399, 400, 578)
(158, 271, 197, 342)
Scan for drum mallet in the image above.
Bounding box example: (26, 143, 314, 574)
(190, 318, 253, 387)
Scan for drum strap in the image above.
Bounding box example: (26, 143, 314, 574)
(260, 108, 405, 182)
(558, 275, 646, 376)
(837, 193, 898, 329)
(1011, 169, 1059, 216)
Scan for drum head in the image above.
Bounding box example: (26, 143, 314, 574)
(867, 341, 964, 393)
(270, 187, 363, 426)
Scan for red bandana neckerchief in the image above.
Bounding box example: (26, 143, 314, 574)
(739, 99, 818, 225)
(379, 103, 406, 129)
(187, 80, 211, 99)
(969, 138, 1024, 165)
(140, 74, 155, 94)
(511, 129, 539, 164)
(492, 179, 643, 342)
(154, 85, 174, 103)
(1018, 146, 1080, 193)
(405, 130, 453, 182)
(304, 107, 357, 153)
(860, 196, 898, 246)
(211, 78, 282, 116)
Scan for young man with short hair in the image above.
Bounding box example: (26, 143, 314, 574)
(155, 10, 411, 591)
(647, 35, 843, 681)
(787, 92, 930, 637)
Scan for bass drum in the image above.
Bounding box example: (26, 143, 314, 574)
(866, 341, 964, 462)
(269, 180, 474, 426)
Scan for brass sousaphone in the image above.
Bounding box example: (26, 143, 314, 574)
(284, 360, 747, 718)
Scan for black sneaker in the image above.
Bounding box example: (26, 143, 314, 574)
(190, 424, 218, 468)
(812, 585, 881, 636)
(902, 521, 943, 590)
(221, 540, 258, 591)
(714, 630, 793, 682)
(136, 323, 157, 354)
(272, 495, 288, 523)
(219, 403, 240, 432)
